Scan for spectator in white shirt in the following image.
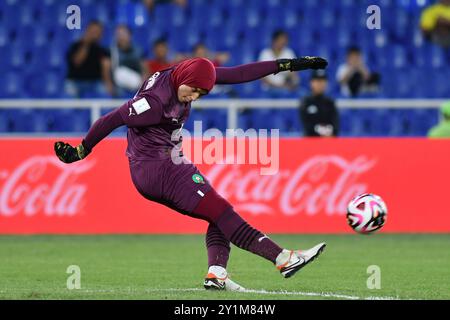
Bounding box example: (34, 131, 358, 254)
(258, 30, 299, 97)
(336, 46, 380, 97)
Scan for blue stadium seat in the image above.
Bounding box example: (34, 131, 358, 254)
(0, 1, 20, 30)
(237, 110, 254, 130)
(115, 2, 139, 26)
(0, 110, 11, 132)
(245, 8, 262, 29)
(225, 0, 246, 10)
(152, 4, 173, 34)
(5, 109, 47, 132)
(435, 70, 450, 97)
(339, 109, 353, 136)
(233, 81, 259, 98)
(205, 109, 228, 132)
(51, 109, 91, 132)
(272, 109, 301, 134)
(204, 27, 227, 52)
(171, 5, 187, 27)
(0, 73, 24, 98)
(25, 72, 63, 98)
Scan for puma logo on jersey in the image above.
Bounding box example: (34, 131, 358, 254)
(258, 235, 269, 242)
(129, 107, 136, 116)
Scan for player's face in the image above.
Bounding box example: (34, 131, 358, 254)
(177, 85, 208, 103)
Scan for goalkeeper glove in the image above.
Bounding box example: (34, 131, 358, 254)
(276, 56, 328, 72)
(54, 140, 91, 163)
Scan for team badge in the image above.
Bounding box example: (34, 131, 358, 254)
(192, 174, 205, 184)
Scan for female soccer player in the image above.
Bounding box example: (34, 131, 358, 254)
(55, 56, 328, 291)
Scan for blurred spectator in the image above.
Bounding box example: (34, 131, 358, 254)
(143, 0, 187, 12)
(111, 24, 148, 97)
(147, 38, 173, 75)
(258, 30, 299, 97)
(192, 43, 230, 66)
(428, 101, 450, 138)
(173, 43, 230, 65)
(420, 0, 450, 47)
(65, 20, 114, 98)
(336, 46, 380, 97)
(299, 70, 339, 137)
(191, 43, 232, 97)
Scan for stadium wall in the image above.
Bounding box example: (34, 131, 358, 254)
(1, 138, 449, 234)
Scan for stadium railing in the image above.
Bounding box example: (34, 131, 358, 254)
(0, 99, 445, 132)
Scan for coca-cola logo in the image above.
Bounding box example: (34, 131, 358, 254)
(0, 156, 94, 217)
(205, 155, 376, 216)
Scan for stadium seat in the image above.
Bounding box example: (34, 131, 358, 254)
(51, 109, 91, 132)
(0, 73, 24, 98)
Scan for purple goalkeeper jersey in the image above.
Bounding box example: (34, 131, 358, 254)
(82, 61, 279, 160)
(80, 60, 279, 213)
(119, 68, 189, 160)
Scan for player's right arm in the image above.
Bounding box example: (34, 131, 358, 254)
(54, 94, 163, 163)
(215, 57, 328, 84)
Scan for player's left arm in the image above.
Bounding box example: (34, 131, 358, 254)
(214, 57, 328, 84)
(54, 107, 125, 164)
(54, 94, 164, 164)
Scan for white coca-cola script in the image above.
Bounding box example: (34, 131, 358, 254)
(0, 156, 94, 217)
(205, 155, 377, 216)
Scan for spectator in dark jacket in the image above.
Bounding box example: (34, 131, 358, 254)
(300, 70, 339, 137)
(65, 20, 114, 98)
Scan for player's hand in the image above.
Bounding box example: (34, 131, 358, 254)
(54, 141, 91, 163)
(277, 56, 328, 72)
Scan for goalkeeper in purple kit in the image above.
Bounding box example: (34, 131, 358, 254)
(55, 56, 328, 291)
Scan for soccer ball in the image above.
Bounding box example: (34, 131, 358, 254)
(346, 193, 387, 234)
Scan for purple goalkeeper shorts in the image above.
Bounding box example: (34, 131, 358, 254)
(128, 157, 212, 214)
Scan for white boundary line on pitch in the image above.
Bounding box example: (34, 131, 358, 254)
(150, 288, 400, 300)
(0, 288, 401, 300)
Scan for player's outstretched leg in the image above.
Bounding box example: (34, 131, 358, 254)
(192, 189, 326, 279)
(204, 223, 245, 291)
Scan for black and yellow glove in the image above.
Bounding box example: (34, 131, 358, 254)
(277, 56, 328, 72)
(54, 140, 91, 163)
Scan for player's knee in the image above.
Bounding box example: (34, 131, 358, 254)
(191, 189, 232, 223)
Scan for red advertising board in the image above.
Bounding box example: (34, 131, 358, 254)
(1, 138, 449, 234)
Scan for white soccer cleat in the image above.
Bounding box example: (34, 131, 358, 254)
(295, 242, 327, 266)
(203, 266, 246, 292)
(276, 243, 326, 278)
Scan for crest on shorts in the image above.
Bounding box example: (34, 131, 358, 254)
(192, 174, 205, 184)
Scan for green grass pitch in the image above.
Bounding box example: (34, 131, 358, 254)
(0, 234, 449, 300)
